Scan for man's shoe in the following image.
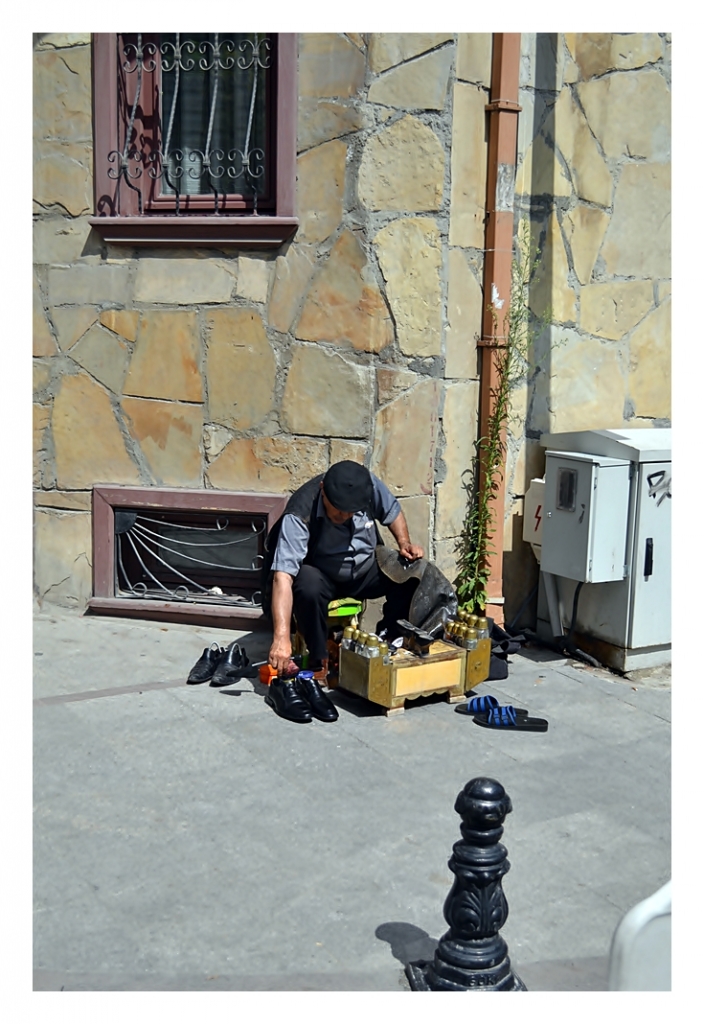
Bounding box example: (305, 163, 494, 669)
(296, 673, 339, 722)
(265, 678, 313, 723)
(187, 643, 222, 684)
(210, 641, 244, 687)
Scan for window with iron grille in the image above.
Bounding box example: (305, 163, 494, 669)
(90, 33, 298, 247)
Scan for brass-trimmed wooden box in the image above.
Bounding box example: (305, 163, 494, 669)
(336, 641, 466, 714)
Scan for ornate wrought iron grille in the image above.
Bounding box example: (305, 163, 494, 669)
(114, 508, 265, 607)
(112, 32, 272, 215)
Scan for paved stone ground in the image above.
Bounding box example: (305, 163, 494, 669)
(32, 604, 671, 992)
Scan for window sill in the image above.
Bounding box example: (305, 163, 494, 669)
(89, 215, 298, 248)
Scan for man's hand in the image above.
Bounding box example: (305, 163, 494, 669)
(388, 510, 424, 561)
(398, 541, 424, 561)
(268, 635, 293, 675)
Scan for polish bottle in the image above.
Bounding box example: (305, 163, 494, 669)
(475, 616, 491, 683)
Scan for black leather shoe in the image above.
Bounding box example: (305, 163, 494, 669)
(296, 674, 339, 722)
(265, 678, 313, 723)
(187, 643, 222, 684)
(210, 641, 244, 687)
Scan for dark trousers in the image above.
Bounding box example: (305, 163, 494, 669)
(292, 559, 418, 664)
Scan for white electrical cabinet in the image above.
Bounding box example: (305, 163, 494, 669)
(536, 429, 671, 671)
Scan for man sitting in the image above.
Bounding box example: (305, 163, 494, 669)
(266, 461, 424, 692)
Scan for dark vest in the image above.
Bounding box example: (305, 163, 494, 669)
(259, 473, 383, 619)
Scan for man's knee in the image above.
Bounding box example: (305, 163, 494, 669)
(292, 564, 334, 605)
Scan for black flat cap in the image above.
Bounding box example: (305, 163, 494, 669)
(323, 461, 374, 513)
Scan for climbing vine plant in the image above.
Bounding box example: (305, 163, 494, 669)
(454, 221, 555, 613)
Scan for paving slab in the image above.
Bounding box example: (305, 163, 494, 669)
(33, 604, 671, 992)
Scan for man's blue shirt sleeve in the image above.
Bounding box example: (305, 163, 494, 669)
(270, 514, 310, 576)
(371, 473, 402, 526)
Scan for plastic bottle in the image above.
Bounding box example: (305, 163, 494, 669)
(367, 634, 380, 658)
(379, 641, 390, 665)
(342, 625, 354, 650)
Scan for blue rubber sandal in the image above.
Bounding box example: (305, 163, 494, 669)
(473, 705, 548, 732)
(455, 694, 527, 717)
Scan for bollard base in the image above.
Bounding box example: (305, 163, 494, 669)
(405, 958, 527, 992)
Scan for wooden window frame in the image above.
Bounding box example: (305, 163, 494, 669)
(90, 485, 288, 628)
(89, 33, 298, 248)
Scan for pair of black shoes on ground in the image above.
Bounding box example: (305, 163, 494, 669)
(265, 674, 338, 723)
(187, 641, 254, 687)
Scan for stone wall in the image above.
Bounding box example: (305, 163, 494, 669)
(33, 33, 491, 607)
(32, 32, 671, 623)
(502, 32, 671, 624)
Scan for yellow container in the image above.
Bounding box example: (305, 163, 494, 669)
(338, 640, 466, 715)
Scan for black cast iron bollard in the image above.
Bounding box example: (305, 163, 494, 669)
(406, 777, 526, 991)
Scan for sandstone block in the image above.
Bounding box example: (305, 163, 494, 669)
(34, 508, 93, 608)
(297, 140, 346, 243)
(435, 381, 480, 538)
(203, 423, 233, 462)
(433, 537, 460, 588)
(577, 70, 670, 162)
(515, 132, 572, 199)
(457, 34, 492, 85)
(206, 438, 291, 493)
(134, 257, 236, 304)
(548, 329, 627, 432)
(445, 250, 483, 378)
(374, 218, 442, 357)
(368, 33, 454, 73)
(297, 99, 363, 152)
(33, 361, 53, 395)
(69, 324, 131, 394)
(33, 141, 92, 217)
(529, 210, 577, 324)
(296, 230, 392, 353)
(206, 308, 276, 431)
(33, 490, 92, 511)
(48, 262, 131, 307)
(33, 46, 92, 141)
(580, 281, 653, 341)
(269, 246, 316, 334)
(552, 88, 612, 207)
(34, 405, 52, 486)
(562, 204, 610, 285)
(371, 378, 440, 496)
(35, 34, 92, 49)
(449, 83, 488, 247)
(252, 437, 329, 491)
(601, 163, 671, 279)
(572, 33, 663, 80)
(281, 345, 373, 438)
(100, 309, 140, 342)
(122, 397, 203, 487)
(52, 372, 141, 488)
(376, 368, 419, 406)
(330, 440, 368, 466)
(299, 34, 365, 98)
(379, 495, 431, 554)
(33, 216, 94, 265)
(628, 299, 671, 420)
(368, 47, 453, 110)
(236, 257, 271, 304)
(358, 116, 445, 212)
(34, 276, 58, 356)
(51, 308, 98, 351)
(124, 310, 202, 403)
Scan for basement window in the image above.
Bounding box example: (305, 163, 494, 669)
(90, 486, 287, 627)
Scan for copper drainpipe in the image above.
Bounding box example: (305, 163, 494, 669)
(478, 33, 522, 626)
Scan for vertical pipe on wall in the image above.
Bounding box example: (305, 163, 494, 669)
(478, 33, 522, 626)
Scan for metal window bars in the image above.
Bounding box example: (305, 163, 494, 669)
(108, 33, 271, 215)
(115, 510, 265, 607)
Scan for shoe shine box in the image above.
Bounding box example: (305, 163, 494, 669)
(335, 640, 466, 715)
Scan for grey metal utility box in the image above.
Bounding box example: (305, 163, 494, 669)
(538, 429, 671, 671)
(542, 451, 631, 583)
